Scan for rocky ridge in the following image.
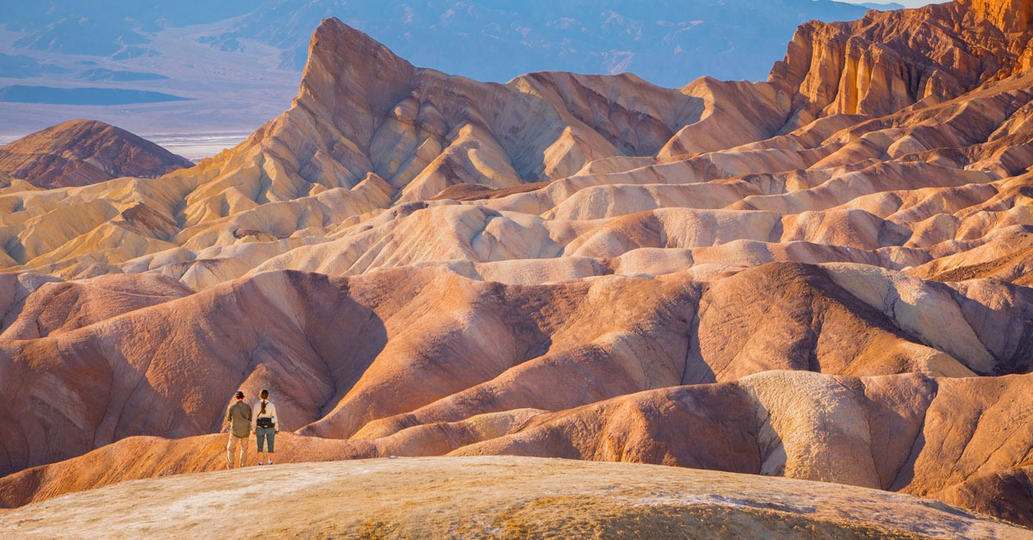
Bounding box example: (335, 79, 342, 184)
(770, 0, 1033, 125)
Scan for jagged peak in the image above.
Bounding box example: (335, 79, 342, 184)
(297, 18, 415, 108)
(301, 18, 411, 80)
(277, 17, 421, 156)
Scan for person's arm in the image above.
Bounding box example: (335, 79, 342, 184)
(250, 403, 257, 431)
(270, 403, 278, 432)
(222, 405, 232, 432)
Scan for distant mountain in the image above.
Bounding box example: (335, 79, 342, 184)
(0, 0, 255, 57)
(0, 0, 881, 142)
(0, 0, 877, 138)
(860, 1, 907, 8)
(0, 0, 870, 86)
(195, 0, 872, 85)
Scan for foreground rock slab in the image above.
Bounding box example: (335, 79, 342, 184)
(0, 456, 1025, 539)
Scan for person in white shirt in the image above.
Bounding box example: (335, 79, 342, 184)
(251, 389, 278, 465)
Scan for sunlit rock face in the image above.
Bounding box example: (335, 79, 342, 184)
(966, 0, 1033, 33)
(769, 0, 1033, 124)
(2, 1, 1033, 530)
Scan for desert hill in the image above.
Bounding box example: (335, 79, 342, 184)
(2, 263, 1032, 475)
(1, 457, 1027, 539)
(0, 119, 193, 189)
(1, 4, 1032, 288)
(1, 0, 1032, 531)
(2, 365, 1033, 526)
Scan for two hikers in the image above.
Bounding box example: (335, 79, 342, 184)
(223, 389, 278, 468)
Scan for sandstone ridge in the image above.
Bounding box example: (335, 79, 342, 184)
(770, 0, 1033, 125)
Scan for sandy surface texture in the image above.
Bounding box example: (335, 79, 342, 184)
(0, 456, 1026, 539)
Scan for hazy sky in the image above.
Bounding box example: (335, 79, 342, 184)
(841, 0, 941, 6)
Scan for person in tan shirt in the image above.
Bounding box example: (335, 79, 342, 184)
(224, 391, 252, 468)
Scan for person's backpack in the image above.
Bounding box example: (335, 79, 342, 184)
(256, 401, 274, 428)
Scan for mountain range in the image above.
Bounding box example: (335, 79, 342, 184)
(0, 0, 895, 141)
(1, 0, 1032, 534)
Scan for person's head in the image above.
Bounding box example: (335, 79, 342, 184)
(260, 389, 269, 400)
(235, 391, 244, 401)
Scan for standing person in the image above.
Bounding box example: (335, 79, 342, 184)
(224, 391, 252, 469)
(252, 389, 278, 465)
